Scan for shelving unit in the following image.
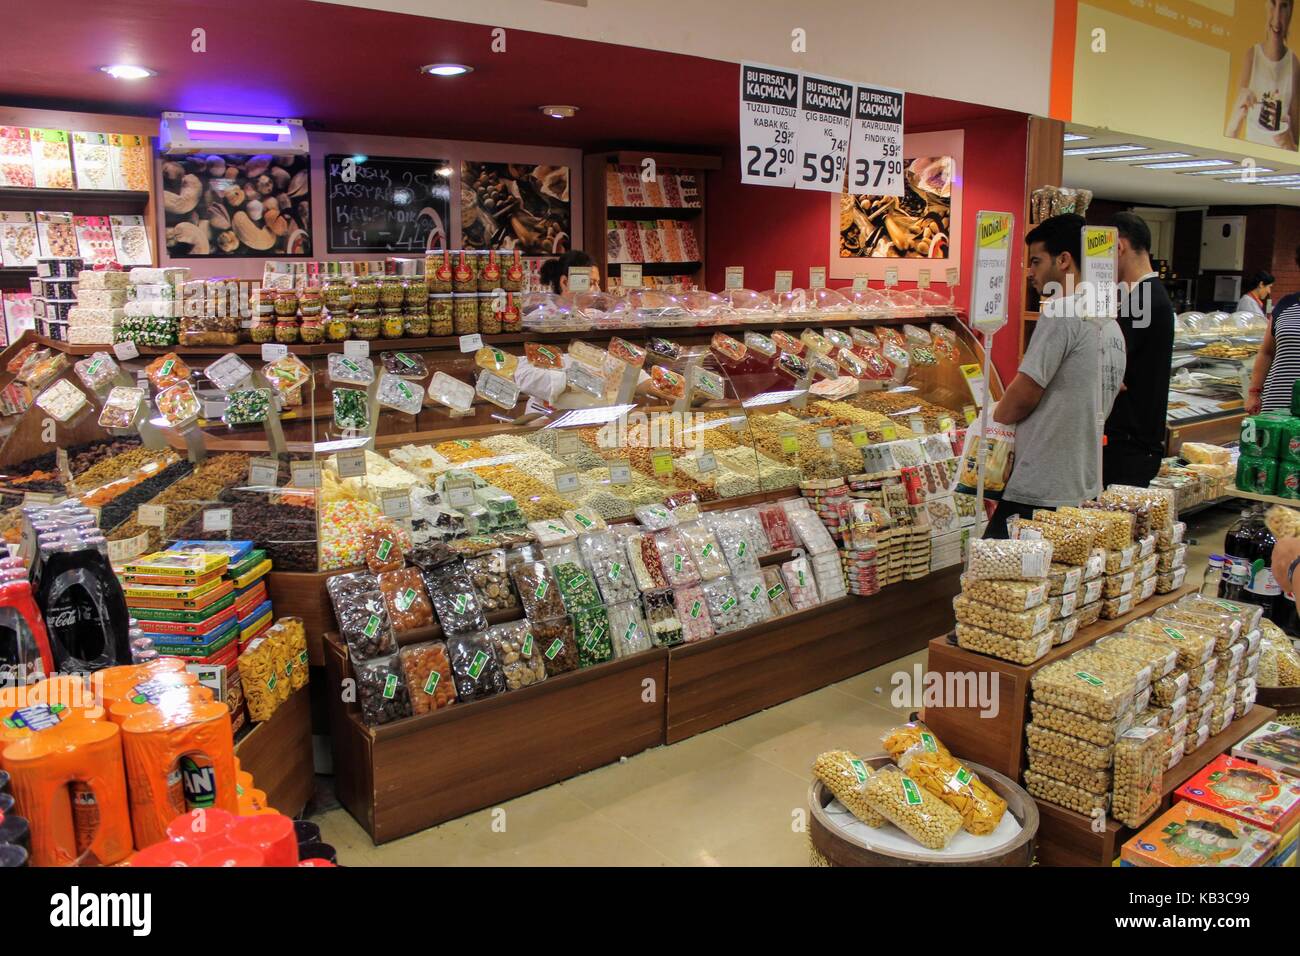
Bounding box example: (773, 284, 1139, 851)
(1019, 117, 1064, 358)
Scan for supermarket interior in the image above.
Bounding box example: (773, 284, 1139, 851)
(2, 0, 1300, 881)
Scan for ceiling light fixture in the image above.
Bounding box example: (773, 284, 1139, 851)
(100, 64, 155, 80)
(435, 165, 453, 177)
(184, 119, 290, 137)
(420, 63, 473, 77)
(1136, 158, 1235, 170)
(1063, 144, 1147, 156)
(1063, 133, 1090, 142)
(1094, 151, 1191, 162)
(1223, 173, 1300, 184)
(1183, 166, 1276, 176)
(539, 105, 579, 119)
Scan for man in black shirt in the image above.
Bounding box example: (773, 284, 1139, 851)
(1104, 211, 1176, 487)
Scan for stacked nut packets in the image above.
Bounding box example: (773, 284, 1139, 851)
(954, 539, 1057, 665)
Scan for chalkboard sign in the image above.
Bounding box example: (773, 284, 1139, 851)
(325, 154, 452, 253)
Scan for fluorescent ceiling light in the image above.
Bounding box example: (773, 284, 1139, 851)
(1094, 152, 1191, 162)
(184, 120, 290, 136)
(1223, 173, 1300, 184)
(420, 63, 473, 76)
(100, 64, 155, 80)
(1183, 166, 1276, 176)
(1063, 144, 1147, 156)
(1137, 158, 1235, 170)
(1063, 133, 1090, 142)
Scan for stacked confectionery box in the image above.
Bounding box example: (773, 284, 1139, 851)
(31, 256, 82, 342)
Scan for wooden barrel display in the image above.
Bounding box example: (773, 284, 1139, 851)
(1257, 686, 1300, 727)
(808, 754, 1038, 867)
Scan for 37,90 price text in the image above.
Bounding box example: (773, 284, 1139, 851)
(852, 157, 903, 190)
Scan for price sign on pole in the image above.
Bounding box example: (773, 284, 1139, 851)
(969, 211, 1015, 333)
(847, 84, 905, 197)
(1082, 225, 1119, 319)
(739, 63, 800, 187)
(796, 73, 854, 193)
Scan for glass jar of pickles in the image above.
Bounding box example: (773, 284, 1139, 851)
(478, 250, 502, 291)
(478, 291, 503, 334)
(502, 250, 524, 292)
(323, 277, 353, 311)
(274, 319, 300, 344)
(453, 294, 479, 334)
(325, 312, 350, 341)
(298, 287, 323, 316)
(298, 318, 324, 344)
(427, 251, 453, 293)
(381, 309, 405, 339)
(351, 311, 381, 340)
(403, 277, 427, 310)
(379, 276, 405, 309)
(351, 276, 380, 309)
(404, 311, 430, 338)
(501, 291, 522, 333)
(250, 315, 276, 344)
(452, 252, 476, 293)
(429, 294, 454, 335)
(274, 290, 299, 317)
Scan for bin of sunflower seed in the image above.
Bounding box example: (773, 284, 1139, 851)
(860, 764, 963, 850)
(1111, 725, 1166, 828)
(895, 744, 1007, 835)
(811, 750, 886, 827)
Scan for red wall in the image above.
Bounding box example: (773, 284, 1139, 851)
(706, 112, 1030, 385)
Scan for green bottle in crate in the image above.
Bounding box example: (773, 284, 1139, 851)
(1237, 454, 1279, 495)
(1279, 460, 1300, 499)
(1241, 413, 1289, 458)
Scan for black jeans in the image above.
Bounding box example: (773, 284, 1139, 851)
(983, 498, 1043, 539)
(1103, 441, 1162, 489)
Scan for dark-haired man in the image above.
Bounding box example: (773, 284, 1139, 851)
(985, 213, 1127, 538)
(1103, 211, 1175, 487)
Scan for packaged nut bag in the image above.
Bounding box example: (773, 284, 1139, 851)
(896, 745, 1008, 835)
(811, 750, 886, 827)
(861, 765, 963, 850)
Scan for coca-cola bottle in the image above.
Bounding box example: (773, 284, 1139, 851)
(1220, 510, 1255, 602)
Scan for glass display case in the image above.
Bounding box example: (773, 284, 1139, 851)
(1167, 308, 1255, 439)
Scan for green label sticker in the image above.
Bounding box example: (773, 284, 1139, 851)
(1214, 599, 1242, 613)
(397, 352, 416, 368)
(575, 513, 593, 528)
(690, 600, 702, 619)
(363, 614, 381, 638)
(901, 778, 923, 806)
(396, 588, 417, 612)
(377, 539, 393, 560)
(456, 440, 471, 449)
(737, 541, 747, 558)
(87, 359, 102, 376)
(423, 670, 441, 695)
(285, 660, 293, 677)
(849, 758, 868, 784)
(674, 554, 684, 573)
(749, 585, 762, 601)
(721, 596, 736, 612)
(468, 650, 488, 679)
(610, 562, 623, 581)
(535, 580, 548, 599)
(522, 633, 534, 656)
(921, 732, 938, 752)
(768, 583, 785, 600)
(625, 620, 638, 641)
(160, 358, 175, 376)
(545, 638, 564, 660)
(493, 349, 505, 364)
(341, 357, 361, 374)
(299, 650, 309, 666)
(702, 543, 713, 558)
(798, 570, 806, 587)
(955, 766, 973, 786)
(1161, 625, 1185, 641)
(396, 381, 413, 400)
(1074, 670, 1105, 687)
(267, 675, 277, 691)
(568, 573, 587, 590)
(454, 594, 467, 614)
(383, 674, 398, 699)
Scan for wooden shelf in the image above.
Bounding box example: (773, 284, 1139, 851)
(0, 187, 150, 203)
(232, 684, 315, 818)
(1226, 486, 1298, 508)
(606, 205, 703, 220)
(606, 261, 702, 275)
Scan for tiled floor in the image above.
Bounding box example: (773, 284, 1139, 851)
(311, 505, 1243, 866)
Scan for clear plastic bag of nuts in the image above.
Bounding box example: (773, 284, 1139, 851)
(953, 595, 1053, 640)
(965, 538, 1053, 582)
(486, 619, 548, 692)
(1025, 748, 1113, 795)
(811, 750, 886, 827)
(860, 764, 963, 850)
(1111, 725, 1166, 828)
(896, 744, 1008, 835)
(1023, 768, 1111, 816)
(1027, 699, 1135, 747)
(958, 575, 1048, 613)
(1031, 660, 1137, 722)
(955, 624, 1054, 665)
(1012, 518, 1097, 566)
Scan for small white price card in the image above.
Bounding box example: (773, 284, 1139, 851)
(290, 461, 321, 489)
(555, 430, 580, 457)
(852, 274, 870, 292)
(817, 427, 834, 449)
(725, 266, 745, 290)
(696, 451, 717, 473)
(138, 504, 166, 527)
(381, 489, 412, 519)
(918, 269, 931, 289)
(203, 508, 232, 533)
(809, 267, 826, 289)
(774, 270, 793, 293)
(248, 457, 279, 487)
(884, 267, 899, 288)
(909, 414, 925, 434)
(621, 263, 643, 288)
(336, 450, 367, 478)
(946, 267, 959, 286)
(446, 478, 476, 508)
(459, 333, 483, 353)
(202, 400, 226, 420)
(554, 467, 580, 493)
(343, 340, 370, 359)
(261, 343, 288, 362)
(567, 267, 591, 293)
(112, 340, 139, 361)
(609, 460, 632, 485)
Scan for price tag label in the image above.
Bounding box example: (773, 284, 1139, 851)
(343, 340, 370, 359)
(555, 430, 580, 458)
(112, 340, 140, 361)
(248, 457, 278, 487)
(203, 508, 232, 533)
(847, 83, 905, 197)
(459, 333, 483, 353)
(524, 396, 552, 418)
(609, 460, 632, 485)
(697, 451, 717, 473)
(336, 449, 367, 478)
(138, 504, 166, 528)
(809, 267, 826, 289)
(881, 424, 898, 440)
(1082, 225, 1119, 319)
(960, 362, 987, 407)
(884, 267, 899, 288)
(725, 266, 745, 290)
(946, 267, 959, 286)
(918, 269, 931, 289)
(909, 414, 925, 434)
(963, 405, 978, 425)
(851, 425, 868, 447)
(621, 263, 643, 288)
(795, 72, 854, 193)
(202, 399, 226, 420)
(381, 489, 412, 519)
(938, 417, 955, 432)
(781, 430, 799, 455)
(290, 461, 321, 489)
(567, 267, 591, 293)
(971, 211, 1014, 332)
(261, 343, 288, 362)
(554, 467, 579, 493)
(774, 270, 794, 293)
(446, 478, 476, 508)
(852, 274, 870, 292)
(692, 367, 725, 400)
(817, 427, 834, 449)
(566, 361, 606, 397)
(739, 62, 800, 187)
(108, 533, 149, 565)
(652, 450, 674, 477)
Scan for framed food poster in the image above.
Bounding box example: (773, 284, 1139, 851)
(461, 161, 571, 254)
(830, 129, 964, 283)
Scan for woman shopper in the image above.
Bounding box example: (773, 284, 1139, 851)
(1237, 270, 1275, 317)
(1247, 248, 1300, 413)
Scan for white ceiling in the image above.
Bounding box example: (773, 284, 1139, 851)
(1063, 124, 1300, 207)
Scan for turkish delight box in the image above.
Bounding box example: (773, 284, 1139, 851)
(1232, 720, 1300, 778)
(1120, 800, 1279, 867)
(1176, 755, 1300, 834)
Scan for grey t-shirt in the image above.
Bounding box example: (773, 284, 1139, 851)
(1003, 298, 1127, 508)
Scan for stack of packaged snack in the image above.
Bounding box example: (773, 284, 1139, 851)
(954, 539, 1056, 665)
(797, 478, 851, 543)
(69, 268, 128, 345)
(117, 267, 188, 347)
(1174, 754, 1300, 866)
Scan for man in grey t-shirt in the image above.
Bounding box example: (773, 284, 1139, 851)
(985, 214, 1126, 538)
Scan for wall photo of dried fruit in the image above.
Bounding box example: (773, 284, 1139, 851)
(162, 152, 312, 257)
(839, 155, 954, 260)
(461, 161, 570, 255)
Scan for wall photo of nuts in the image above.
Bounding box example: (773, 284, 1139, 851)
(839, 156, 954, 260)
(460, 161, 570, 255)
(162, 153, 312, 257)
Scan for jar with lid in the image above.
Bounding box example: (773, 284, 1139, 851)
(453, 294, 479, 334)
(299, 287, 324, 316)
(379, 276, 405, 309)
(381, 309, 405, 339)
(427, 251, 453, 293)
(298, 317, 324, 344)
(478, 250, 502, 291)
(274, 290, 299, 317)
(325, 312, 350, 342)
(274, 318, 300, 344)
(404, 311, 430, 338)
(403, 277, 427, 311)
(501, 291, 522, 333)
(323, 277, 353, 311)
(351, 311, 381, 340)
(429, 294, 454, 335)
(502, 249, 524, 293)
(452, 252, 476, 292)
(478, 292, 503, 334)
(351, 276, 380, 309)
(250, 315, 276, 344)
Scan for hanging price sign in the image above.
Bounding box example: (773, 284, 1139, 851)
(847, 83, 905, 197)
(739, 63, 800, 187)
(796, 73, 854, 193)
(970, 211, 1014, 332)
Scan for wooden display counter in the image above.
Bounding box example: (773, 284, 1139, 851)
(233, 685, 315, 818)
(1033, 705, 1276, 867)
(923, 586, 1195, 782)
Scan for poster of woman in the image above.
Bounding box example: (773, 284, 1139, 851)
(1225, 0, 1300, 151)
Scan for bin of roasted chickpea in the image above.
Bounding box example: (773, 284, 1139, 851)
(478, 292, 503, 334)
(380, 309, 405, 339)
(429, 294, 454, 335)
(453, 294, 478, 335)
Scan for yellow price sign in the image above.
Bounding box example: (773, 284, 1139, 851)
(963, 405, 977, 424)
(881, 425, 898, 441)
(938, 417, 954, 432)
(851, 425, 868, 447)
(780, 431, 799, 455)
(652, 450, 674, 477)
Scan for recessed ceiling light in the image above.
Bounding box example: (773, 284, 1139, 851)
(420, 63, 472, 77)
(100, 64, 155, 80)
(1094, 151, 1191, 162)
(1063, 133, 1090, 142)
(1137, 158, 1235, 169)
(539, 105, 579, 119)
(1183, 165, 1276, 175)
(435, 165, 453, 177)
(1063, 144, 1147, 156)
